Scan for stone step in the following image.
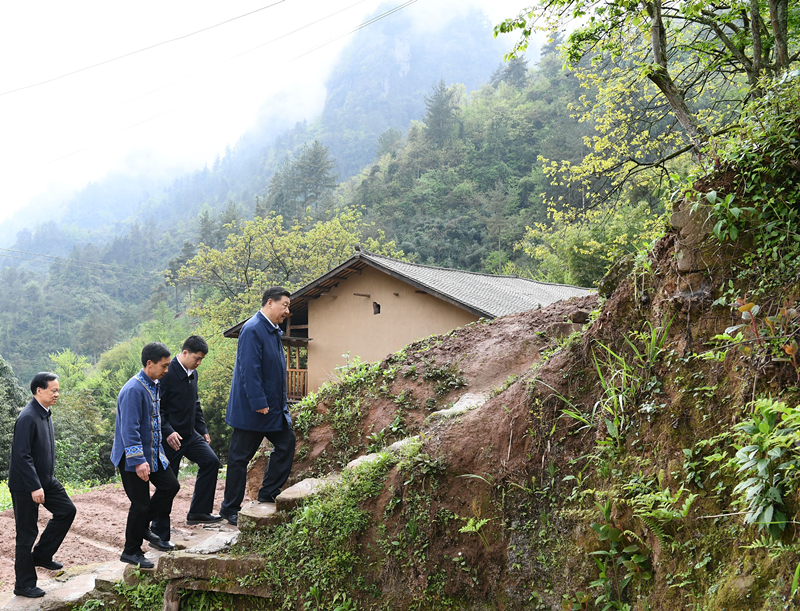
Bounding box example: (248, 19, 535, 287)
(183, 529, 239, 554)
(238, 500, 287, 533)
(275, 474, 341, 512)
(0, 561, 127, 610)
(156, 552, 269, 597)
(266, 436, 422, 517)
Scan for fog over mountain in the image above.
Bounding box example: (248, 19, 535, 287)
(0, 1, 519, 253)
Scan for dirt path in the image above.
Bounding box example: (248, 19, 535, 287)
(0, 475, 228, 592)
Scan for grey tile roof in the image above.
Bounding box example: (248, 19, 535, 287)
(361, 251, 593, 318)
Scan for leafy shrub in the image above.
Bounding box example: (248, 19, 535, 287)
(732, 397, 800, 540)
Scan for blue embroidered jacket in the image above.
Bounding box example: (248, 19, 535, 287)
(110, 370, 170, 472)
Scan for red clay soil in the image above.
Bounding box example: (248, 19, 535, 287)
(0, 476, 228, 592)
(284, 294, 599, 486)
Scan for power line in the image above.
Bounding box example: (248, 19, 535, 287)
(0, 248, 255, 290)
(30, 0, 420, 170)
(12, 0, 372, 153)
(0, 0, 288, 98)
(0, 250, 160, 277)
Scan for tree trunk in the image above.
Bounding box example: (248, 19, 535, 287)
(750, 0, 765, 92)
(768, 0, 790, 69)
(645, 0, 707, 150)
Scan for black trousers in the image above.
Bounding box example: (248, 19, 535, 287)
(150, 431, 220, 541)
(220, 421, 296, 515)
(11, 480, 76, 589)
(118, 459, 180, 556)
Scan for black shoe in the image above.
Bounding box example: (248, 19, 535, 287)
(119, 552, 155, 569)
(186, 512, 224, 524)
(14, 586, 46, 598)
(257, 495, 277, 503)
(219, 511, 238, 526)
(149, 539, 175, 552)
(143, 529, 161, 545)
(33, 558, 63, 571)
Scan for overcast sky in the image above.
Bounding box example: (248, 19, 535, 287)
(0, 0, 530, 227)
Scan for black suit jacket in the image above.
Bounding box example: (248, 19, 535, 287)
(8, 398, 56, 492)
(160, 357, 208, 441)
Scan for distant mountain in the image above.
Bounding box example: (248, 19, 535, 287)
(0, 3, 515, 382)
(0, 5, 509, 260)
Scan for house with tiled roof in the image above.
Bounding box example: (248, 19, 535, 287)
(223, 248, 593, 397)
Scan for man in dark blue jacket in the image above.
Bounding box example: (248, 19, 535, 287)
(9, 372, 76, 599)
(219, 286, 296, 526)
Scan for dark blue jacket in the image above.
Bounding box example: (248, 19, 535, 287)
(8, 399, 56, 492)
(226, 310, 291, 432)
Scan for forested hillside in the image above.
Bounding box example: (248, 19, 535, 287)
(0, 6, 511, 384)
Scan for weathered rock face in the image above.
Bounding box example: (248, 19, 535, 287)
(597, 253, 634, 298)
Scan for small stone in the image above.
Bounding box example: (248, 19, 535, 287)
(570, 310, 590, 324)
(546, 322, 582, 340)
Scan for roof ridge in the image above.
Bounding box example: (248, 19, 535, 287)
(359, 250, 593, 290)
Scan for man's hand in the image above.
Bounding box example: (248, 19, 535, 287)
(31, 488, 45, 504)
(166, 432, 183, 451)
(256, 407, 270, 414)
(135, 462, 151, 482)
(203, 433, 211, 444)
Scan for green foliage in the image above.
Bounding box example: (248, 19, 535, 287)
(235, 453, 396, 609)
(703, 73, 800, 296)
(422, 360, 467, 396)
(0, 353, 26, 480)
(0, 480, 11, 512)
(518, 200, 667, 286)
(731, 398, 800, 540)
(589, 499, 652, 610)
(265, 140, 338, 222)
(112, 577, 167, 611)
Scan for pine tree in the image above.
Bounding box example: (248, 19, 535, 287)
(294, 141, 338, 213)
(423, 79, 462, 148)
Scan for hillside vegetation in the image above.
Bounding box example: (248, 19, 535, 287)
(181, 75, 800, 610)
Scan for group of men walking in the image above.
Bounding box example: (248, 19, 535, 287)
(8, 286, 296, 598)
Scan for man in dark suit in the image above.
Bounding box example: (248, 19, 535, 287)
(150, 335, 222, 545)
(9, 372, 76, 599)
(219, 286, 296, 526)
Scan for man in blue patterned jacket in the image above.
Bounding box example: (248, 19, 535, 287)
(110, 342, 180, 568)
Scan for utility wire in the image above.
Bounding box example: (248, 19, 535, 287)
(0, 248, 258, 290)
(9, 0, 374, 152)
(0, 0, 288, 98)
(31, 0, 420, 170)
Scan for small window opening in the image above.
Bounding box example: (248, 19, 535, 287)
(373, 302, 381, 315)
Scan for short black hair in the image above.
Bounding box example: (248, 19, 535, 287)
(30, 372, 58, 395)
(262, 286, 290, 307)
(141, 342, 171, 367)
(182, 335, 209, 355)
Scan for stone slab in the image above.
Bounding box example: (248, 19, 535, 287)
(238, 500, 287, 532)
(427, 393, 487, 422)
(385, 436, 419, 454)
(276, 475, 340, 511)
(346, 453, 380, 470)
(156, 552, 269, 596)
(184, 529, 240, 553)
